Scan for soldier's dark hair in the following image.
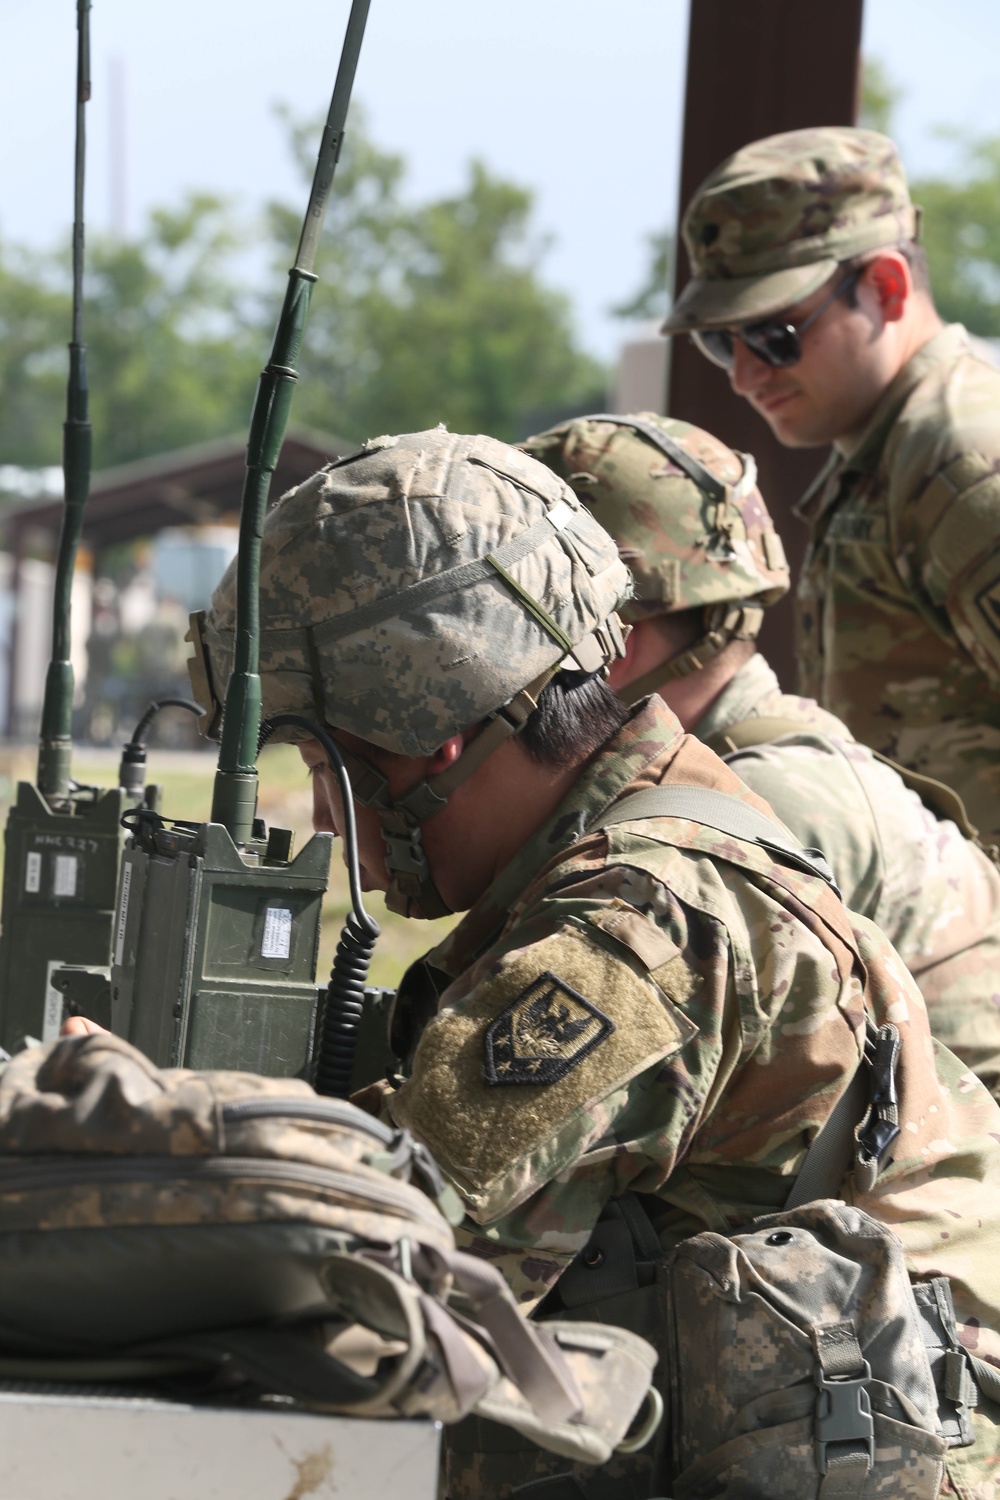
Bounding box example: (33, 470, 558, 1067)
(519, 670, 630, 769)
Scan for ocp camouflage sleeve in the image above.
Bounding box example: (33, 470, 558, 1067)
(392, 846, 864, 1307)
(796, 324, 1000, 841)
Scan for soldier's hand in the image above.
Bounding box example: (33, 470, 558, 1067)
(61, 1015, 109, 1037)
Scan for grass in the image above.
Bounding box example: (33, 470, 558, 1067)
(0, 742, 458, 993)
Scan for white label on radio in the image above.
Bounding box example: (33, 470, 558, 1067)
(43, 960, 67, 1041)
(53, 854, 78, 898)
(25, 852, 42, 893)
(114, 863, 133, 967)
(261, 907, 292, 960)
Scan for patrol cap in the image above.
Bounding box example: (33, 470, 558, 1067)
(663, 127, 920, 333)
(522, 412, 789, 622)
(201, 427, 631, 758)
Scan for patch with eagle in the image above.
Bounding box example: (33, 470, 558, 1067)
(483, 972, 614, 1085)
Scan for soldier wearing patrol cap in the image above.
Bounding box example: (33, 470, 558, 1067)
(663, 126, 1000, 845)
(200, 427, 1000, 1498)
(525, 410, 1000, 1103)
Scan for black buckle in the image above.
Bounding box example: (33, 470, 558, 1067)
(382, 828, 429, 879)
(815, 1361, 875, 1475)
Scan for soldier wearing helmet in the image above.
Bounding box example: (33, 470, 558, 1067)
(663, 126, 1000, 844)
(526, 410, 1000, 1102)
(200, 426, 1000, 1499)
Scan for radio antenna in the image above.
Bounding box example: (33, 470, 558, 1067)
(211, 0, 371, 842)
(37, 0, 93, 799)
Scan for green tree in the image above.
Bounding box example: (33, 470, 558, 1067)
(84, 195, 260, 468)
(611, 230, 673, 324)
(859, 57, 901, 136)
(1, 115, 604, 474)
(272, 111, 606, 441)
(0, 241, 70, 467)
(0, 194, 259, 472)
(912, 140, 1000, 335)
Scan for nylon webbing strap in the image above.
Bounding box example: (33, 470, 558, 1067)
(971, 1354, 1000, 1407)
(813, 1322, 874, 1499)
(584, 413, 727, 502)
(484, 555, 575, 655)
(203, 503, 583, 664)
(713, 717, 991, 854)
(591, 784, 840, 892)
(784, 1065, 869, 1210)
(703, 713, 815, 757)
(311, 503, 579, 646)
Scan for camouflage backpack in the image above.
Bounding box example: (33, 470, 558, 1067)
(0, 1033, 658, 1465)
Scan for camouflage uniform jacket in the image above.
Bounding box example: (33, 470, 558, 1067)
(695, 652, 1000, 1098)
(389, 700, 1000, 1474)
(795, 323, 1000, 842)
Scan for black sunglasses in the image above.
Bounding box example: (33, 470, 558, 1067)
(692, 267, 864, 371)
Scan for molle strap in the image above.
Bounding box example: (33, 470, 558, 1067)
(311, 500, 582, 648)
(485, 555, 575, 656)
(813, 1321, 874, 1498)
(592, 783, 840, 892)
(583, 413, 728, 503)
(871, 750, 985, 844)
(703, 713, 818, 757)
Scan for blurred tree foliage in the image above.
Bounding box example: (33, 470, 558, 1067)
(0, 195, 260, 470)
(0, 113, 603, 470)
(911, 143, 1000, 336)
(611, 229, 673, 324)
(859, 57, 901, 136)
(272, 110, 604, 440)
(862, 58, 1000, 336)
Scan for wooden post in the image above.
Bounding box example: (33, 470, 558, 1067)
(668, 0, 864, 687)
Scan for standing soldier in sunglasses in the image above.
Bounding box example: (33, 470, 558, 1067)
(663, 127, 1000, 846)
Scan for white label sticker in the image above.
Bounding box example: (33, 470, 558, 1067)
(53, 854, 78, 898)
(25, 851, 42, 893)
(43, 960, 67, 1042)
(261, 906, 293, 960)
(114, 863, 133, 968)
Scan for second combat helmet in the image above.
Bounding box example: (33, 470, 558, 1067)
(522, 412, 789, 702)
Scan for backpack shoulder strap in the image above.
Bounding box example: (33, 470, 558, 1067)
(591, 783, 840, 894)
(701, 714, 816, 757)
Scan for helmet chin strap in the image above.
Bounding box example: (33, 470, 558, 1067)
(616, 602, 763, 708)
(334, 668, 558, 920)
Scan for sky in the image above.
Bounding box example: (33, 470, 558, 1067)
(2, 0, 1000, 361)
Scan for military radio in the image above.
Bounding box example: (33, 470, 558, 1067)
(0, 1, 138, 1052)
(106, 0, 379, 1086)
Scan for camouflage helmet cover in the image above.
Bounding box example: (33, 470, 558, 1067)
(521, 412, 789, 624)
(663, 126, 920, 333)
(202, 428, 631, 757)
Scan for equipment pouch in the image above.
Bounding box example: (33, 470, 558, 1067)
(0, 1033, 657, 1464)
(665, 1199, 953, 1499)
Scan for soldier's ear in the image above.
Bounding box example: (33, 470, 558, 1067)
(863, 253, 910, 324)
(427, 734, 464, 773)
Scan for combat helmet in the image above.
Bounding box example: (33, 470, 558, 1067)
(193, 427, 631, 919)
(522, 412, 788, 705)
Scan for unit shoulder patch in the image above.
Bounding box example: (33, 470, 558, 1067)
(389, 922, 697, 1218)
(483, 972, 614, 1086)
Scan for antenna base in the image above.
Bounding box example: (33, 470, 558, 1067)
(210, 771, 258, 845)
(37, 738, 73, 801)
